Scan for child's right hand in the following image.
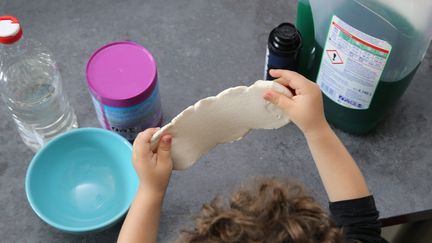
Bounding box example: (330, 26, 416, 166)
(264, 70, 371, 203)
(264, 69, 329, 136)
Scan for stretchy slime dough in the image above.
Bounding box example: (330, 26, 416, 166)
(150, 80, 292, 170)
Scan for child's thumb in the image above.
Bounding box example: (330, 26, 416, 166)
(264, 90, 293, 111)
(157, 135, 172, 161)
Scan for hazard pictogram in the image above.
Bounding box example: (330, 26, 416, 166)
(326, 50, 343, 64)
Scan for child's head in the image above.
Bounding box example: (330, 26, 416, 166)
(177, 178, 343, 243)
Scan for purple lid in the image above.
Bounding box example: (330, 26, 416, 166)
(86, 41, 157, 107)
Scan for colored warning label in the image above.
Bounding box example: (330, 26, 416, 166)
(326, 50, 343, 64)
(316, 15, 392, 110)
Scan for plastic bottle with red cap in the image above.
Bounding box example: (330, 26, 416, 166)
(0, 16, 78, 151)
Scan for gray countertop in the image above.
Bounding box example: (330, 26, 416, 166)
(1, 0, 431, 242)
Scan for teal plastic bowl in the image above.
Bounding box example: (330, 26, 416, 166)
(25, 128, 138, 233)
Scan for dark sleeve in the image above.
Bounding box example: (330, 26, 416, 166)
(329, 195, 388, 243)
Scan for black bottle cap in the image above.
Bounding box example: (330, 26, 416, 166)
(268, 23, 302, 55)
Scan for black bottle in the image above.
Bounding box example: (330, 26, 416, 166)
(264, 23, 302, 80)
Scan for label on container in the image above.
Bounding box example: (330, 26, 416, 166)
(91, 86, 162, 140)
(316, 15, 392, 109)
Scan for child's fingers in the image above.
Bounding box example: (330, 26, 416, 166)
(270, 69, 306, 90)
(157, 135, 173, 168)
(133, 128, 160, 159)
(270, 69, 298, 79)
(264, 90, 294, 111)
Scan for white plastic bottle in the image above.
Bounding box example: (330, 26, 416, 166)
(0, 16, 78, 151)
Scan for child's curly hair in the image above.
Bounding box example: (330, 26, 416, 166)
(177, 177, 343, 243)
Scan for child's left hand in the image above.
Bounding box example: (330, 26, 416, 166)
(132, 128, 173, 197)
(118, 128, 172, 243)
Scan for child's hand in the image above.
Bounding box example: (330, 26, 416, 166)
(132, 128, 173, 197)
(264, 69, 328, 136)
(119, 129, 172, 243)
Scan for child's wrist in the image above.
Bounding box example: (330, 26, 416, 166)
(303, 120, 331, 140)
(137, 184, 166, 202)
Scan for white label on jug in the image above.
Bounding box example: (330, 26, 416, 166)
(316, 15, 392, 109)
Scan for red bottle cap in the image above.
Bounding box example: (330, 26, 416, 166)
(0, 16, 23, 44)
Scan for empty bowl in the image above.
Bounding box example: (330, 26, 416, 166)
(25, 128, 138, 233)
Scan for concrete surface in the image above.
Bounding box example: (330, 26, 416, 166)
(0, 0, 431, 242)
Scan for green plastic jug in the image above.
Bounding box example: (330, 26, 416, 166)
(296, 0, 432, 134)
